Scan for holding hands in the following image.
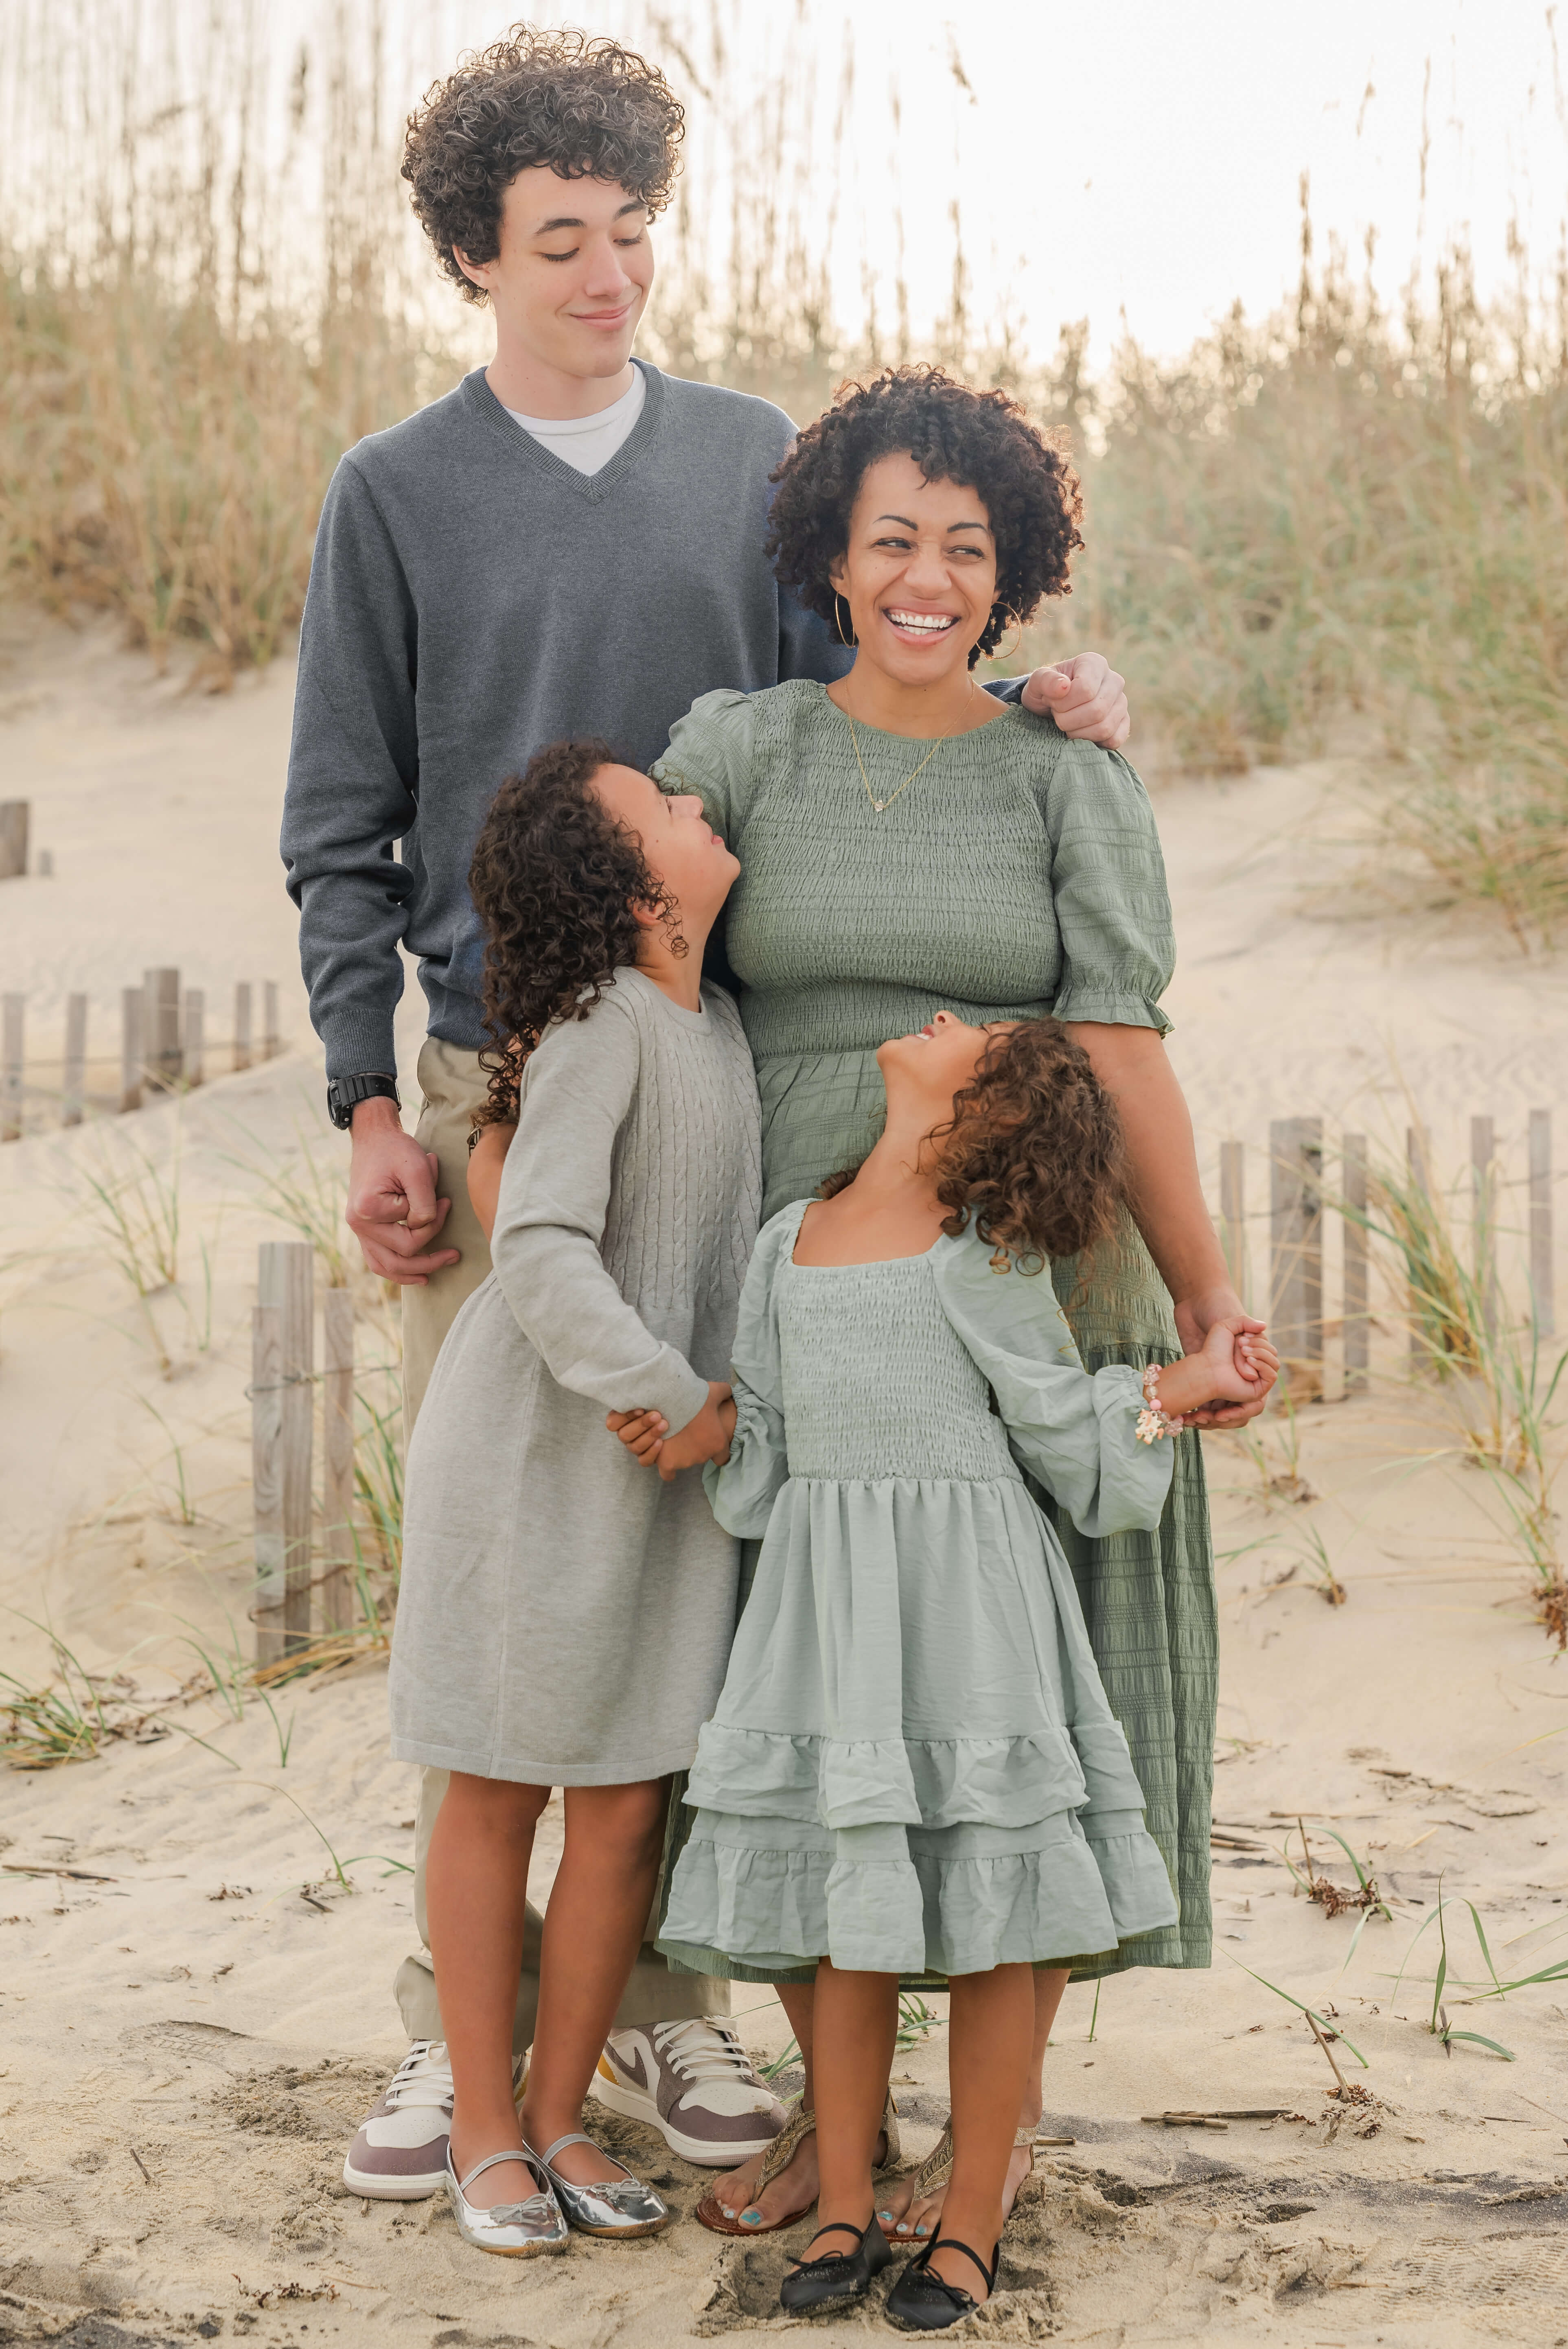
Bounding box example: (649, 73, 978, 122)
(1154, 1320, 1278, 1428)
(608, 1381, 736, 1481)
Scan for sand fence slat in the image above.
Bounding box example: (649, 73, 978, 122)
(1270, 1116, 1323, 1397)
(234, 982, 252, 1073)
(144, 966, 181, 1090)
(1471, 1114, 1498, 1338)
(1342, 1132, 1368, 1393)
(2, 994, 23, 1143)
(1219, 1138, 1246, 1305)
(252, 1303, 286, 1666)
(321, 1289, 356, 1634)
(1529, 1109, 1554, 1338)
(263, 980, 280, 1061)
(120, 988, 144, 1113)
(0, 800, 28, 880)
(62, 993, 88, 1127)
(183, 988, 205, 1089)
(257, 1240, 314, 1654)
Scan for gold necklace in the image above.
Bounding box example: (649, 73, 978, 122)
(841, 689, 978, 814)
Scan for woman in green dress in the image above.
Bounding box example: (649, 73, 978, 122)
(648, 366, 1273, 2240)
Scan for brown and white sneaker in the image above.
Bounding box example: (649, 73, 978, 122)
(342, 2040, 524, 2200)
(591, 2018, 786, 2166)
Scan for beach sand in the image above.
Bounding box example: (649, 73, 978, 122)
(2, 616, 1566, 2347)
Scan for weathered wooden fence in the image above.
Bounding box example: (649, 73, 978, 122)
(251, 1241, 359, 1663)
(0, 970, 285, 1140)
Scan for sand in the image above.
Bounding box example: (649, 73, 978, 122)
(2, 614, 1566, 2349)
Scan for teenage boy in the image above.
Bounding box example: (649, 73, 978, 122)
(282, 25, 1134, 2205)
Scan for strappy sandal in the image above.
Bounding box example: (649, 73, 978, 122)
(881, 2121, 1040, 2242)
(885, 2233, 999, 2331)
(696, 2090, 901, 2237)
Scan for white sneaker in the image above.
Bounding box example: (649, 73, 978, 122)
(342, 2040, 525, 2200)
(591, 2017, 786, 2166)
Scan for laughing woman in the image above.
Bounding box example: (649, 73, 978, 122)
(645, 365, 1273, 2245)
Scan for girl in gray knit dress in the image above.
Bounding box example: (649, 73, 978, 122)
(388, 738, 760, 2258)
(614, 1016, 1274, 2326)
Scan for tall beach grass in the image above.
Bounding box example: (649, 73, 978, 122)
(1, 5, 1564, 933)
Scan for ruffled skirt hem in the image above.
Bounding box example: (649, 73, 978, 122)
(659, 1805, 1179, 1977)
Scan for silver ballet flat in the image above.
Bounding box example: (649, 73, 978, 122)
(444, 2147, 569, 2257)
(530, 2131, 669, 2237)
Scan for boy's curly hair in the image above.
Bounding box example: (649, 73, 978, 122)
(402, 25, 684, 301)
(820, 1019, 1126, 1268)
(468, 739, 680, 1129)
(766, 365, 1084, 666)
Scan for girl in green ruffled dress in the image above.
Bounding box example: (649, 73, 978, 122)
(615, 1012, 1273, 2328)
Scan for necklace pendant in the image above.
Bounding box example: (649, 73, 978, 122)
(872, 798, 885, 812)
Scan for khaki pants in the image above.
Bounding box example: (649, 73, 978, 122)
(393, 1037, 729, 2055)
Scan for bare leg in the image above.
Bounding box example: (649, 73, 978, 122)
(922, 1964, 1035, 2304)
(428, 1772, 550, 2207)
(518, 1779, 671, 2191)
(879, 1964, 1069, 2240)
(802, 1960, 897, 2255)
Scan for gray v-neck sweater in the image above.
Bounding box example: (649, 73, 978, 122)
(282, 361, 849, 1078)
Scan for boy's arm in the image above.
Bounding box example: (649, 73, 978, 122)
(467, 1122, 517, 1243)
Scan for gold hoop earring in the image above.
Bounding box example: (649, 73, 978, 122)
(990, 606, 1023, 662)
(834, 593, 857, 649)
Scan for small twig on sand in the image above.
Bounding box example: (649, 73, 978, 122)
(130, 2146, 152, 2184)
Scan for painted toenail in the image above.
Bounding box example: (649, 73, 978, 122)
(897, 2223, 911, 2234)
(915, 2223, 931, 2236)
(741, 2210, 763, 2226)
(877, 2211, 892, 2223)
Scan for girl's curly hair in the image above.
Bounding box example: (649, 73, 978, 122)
(820, 1019, 1126, 1269)
(402, 26, 684, 302)
(468, 738, 680, 1129)
(766, 365, 1084, 665)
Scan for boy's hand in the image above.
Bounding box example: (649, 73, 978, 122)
(607, 1384, 734, 1480)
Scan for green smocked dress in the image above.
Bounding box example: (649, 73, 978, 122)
(658, 1211, 1181, 1977)
(652, 681, 1215, 1979)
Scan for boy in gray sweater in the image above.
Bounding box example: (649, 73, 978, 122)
(282, 24, 1132, 2210)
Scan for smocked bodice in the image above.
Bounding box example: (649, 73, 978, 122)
(777, 1251, 1022, 1484)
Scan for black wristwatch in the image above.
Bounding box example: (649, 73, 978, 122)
(326, 1071, 401, 1130)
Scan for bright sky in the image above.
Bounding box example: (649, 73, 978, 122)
(8, 0, 1562, 366)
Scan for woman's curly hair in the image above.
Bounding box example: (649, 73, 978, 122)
(468, 738, 680, 1129)
(766, 365, 1084, 665)
(820, 1019, 1125, 1268)
(402, 26, 684, 301)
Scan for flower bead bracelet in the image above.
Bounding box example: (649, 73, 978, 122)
(1135, 1362, 1179, 1444)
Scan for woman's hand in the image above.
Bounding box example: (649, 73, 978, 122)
(1172, 1287, 1275, 1427)
(607, 1384, 734, 1480)
(1159, 1322, 1278, 1424)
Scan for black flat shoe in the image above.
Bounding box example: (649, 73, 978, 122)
(885, 2234, 999, 2331)
(779, 2217, 892, 2313)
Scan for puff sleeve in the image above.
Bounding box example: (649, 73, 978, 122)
(702, 1206, 798, 1538)
(650, 688, 758, 845)
(931, 1227, 1175, 1537)
(1040, 736, 1175, 1036)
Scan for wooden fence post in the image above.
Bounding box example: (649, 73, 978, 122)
(1, 995, 22, 1143)
(234, 982, 252, 1073)
(1342, 1132, 1368, 1393)
(258, 1240, 314, 1653)
(0, 801, 27, 879)
(120, 987, 144, 1113)
(143, 967, 181, 1090)
(263, 980, 280, 1061)
(321, 1289, 356, 1635)
(1471, 1115, 1498, 1338)
(62, 993, 87, 1128)
(1407, 1125, 1432, 1364)
(252, 1302, 286, 1666)
(1529, 1109, 1555, 1338)
(1220, 1140, 1246, 1305)
(1270, 1116, 1323, 1397)
(183, 988, 204, 1088)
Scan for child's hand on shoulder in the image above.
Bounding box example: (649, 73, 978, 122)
(1159, 1324, 1279, 1423)
(606, 1384, 735, 1481)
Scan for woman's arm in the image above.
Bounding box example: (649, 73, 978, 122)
(466, 1121, 516, 1243)
(1062, 1022, 1270, 1428)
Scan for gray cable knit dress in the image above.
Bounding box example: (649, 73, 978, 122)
(388, 968, 760, 1785)
(658, 1206, 1180, 1976)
